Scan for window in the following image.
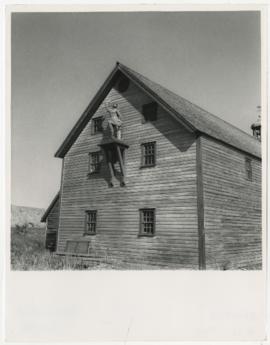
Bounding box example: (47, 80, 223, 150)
(89, 152, 101, 174)
(139, 209, 155, 236)
(117, 76, 130, 93)
(142, 102, 158, 122)
(245, 157, 252, 181)
(141, 142, 156, 167)
(85, 210, 97, 235)
(92, 117, 103, 134)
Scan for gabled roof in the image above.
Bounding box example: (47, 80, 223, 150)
(55, 62, 261, 159)
(41, 192, 60, 222)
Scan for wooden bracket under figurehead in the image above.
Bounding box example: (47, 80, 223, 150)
(99, 138, 129, 187)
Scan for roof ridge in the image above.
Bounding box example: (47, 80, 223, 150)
(55, 62, 260, 159)
(118, 63, 260, 158)
(118, 63, 257, 142)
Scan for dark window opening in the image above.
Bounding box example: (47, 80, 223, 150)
(93, 117, 103, 134)
(89, 152, 101, 174)
(85, 210, 97, 235)
(117, 76, 130, 93)
(252, 128, 261, 141)
(141, 142, 156, 167)
(245, 157, 252, 181)
(142, 102, 158, 122)
(140, 209, 155, 236)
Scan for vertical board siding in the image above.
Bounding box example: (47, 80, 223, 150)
(57, 81, 199, 268)
(201, 135, 262, 269)
(196, 137, 206, 269)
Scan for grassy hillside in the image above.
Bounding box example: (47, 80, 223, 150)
(10, 226, 153, 270)
(11, 205, 45, 228)
(11, 226, 97, 270)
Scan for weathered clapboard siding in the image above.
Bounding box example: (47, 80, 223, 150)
(47, 197, 60, 232)
(200, 135, 262, 269)
(45, 197, 60, 251)
(57, 81, 199, 268)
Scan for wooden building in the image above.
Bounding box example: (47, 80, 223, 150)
(42, 62, 262, 269)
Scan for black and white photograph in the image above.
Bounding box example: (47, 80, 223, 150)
(10, 9, 263, 271)
(4, 4, 268, 343)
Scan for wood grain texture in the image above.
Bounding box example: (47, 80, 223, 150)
(56, 81, 199, 268)
(200, 135, 262, 269)
(54, 78, 261, 269)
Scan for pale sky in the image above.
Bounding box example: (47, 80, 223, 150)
(11, 11, 261, 208)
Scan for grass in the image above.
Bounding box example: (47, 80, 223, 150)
(11, 226, 86, 270)
(11, 226, 261, 270)
(10, 226, 154, 270)
(11, 226, 112, 270)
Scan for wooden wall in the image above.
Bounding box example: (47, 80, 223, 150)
(57, 80, 199, 268)
(200, 135, 262, 269)
(46, 197, 60, 251)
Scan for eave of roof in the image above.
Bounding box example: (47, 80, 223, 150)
(41, 192, 60, 222)
(54, 65, 121, 158)
(118, 63, 261, 159)
(55, 62, 261, 159)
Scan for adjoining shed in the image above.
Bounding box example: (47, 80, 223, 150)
(41, 192, 60, 252)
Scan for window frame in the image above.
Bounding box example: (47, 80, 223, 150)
(88, 151, 101, 174)
(245, 157, 253, 181)
(84, 210, 97, 235)
(92, 116, 103, 134)
(141, 141, 156, 168)
(139, 208, 156, 237)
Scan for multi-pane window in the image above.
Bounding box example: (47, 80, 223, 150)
(93, 117, 103, 134)
(141, 142, 156, 167)
(85, 210, 97, 235)
(140, 209, 155, 236)
(142, 102, 158, 122)
(245, 157, 252, 181)
(89, 152, 101, 174)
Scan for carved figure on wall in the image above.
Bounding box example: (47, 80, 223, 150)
(106, 103, 123, 139)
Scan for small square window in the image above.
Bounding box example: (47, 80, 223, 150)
(139, 209, 155, 236)
(141, 142, 156, 167)
(142, 102, 158, 122)
(92, 117, 103, 134)
(89, 152, 101, 174)
(85, 210, 97, 235)
(245, 157, 252, 181)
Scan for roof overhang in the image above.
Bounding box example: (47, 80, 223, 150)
(54, 62, 195, 159)
(41, 192, 60, 222)
(54, 61, 260, 160)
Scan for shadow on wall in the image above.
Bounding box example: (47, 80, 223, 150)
(88, 113, 125, 187)
(87, 78, 196, 187)
(122, 82, 196, 152)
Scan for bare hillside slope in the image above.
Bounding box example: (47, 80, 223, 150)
(11, 205, 45, 228)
